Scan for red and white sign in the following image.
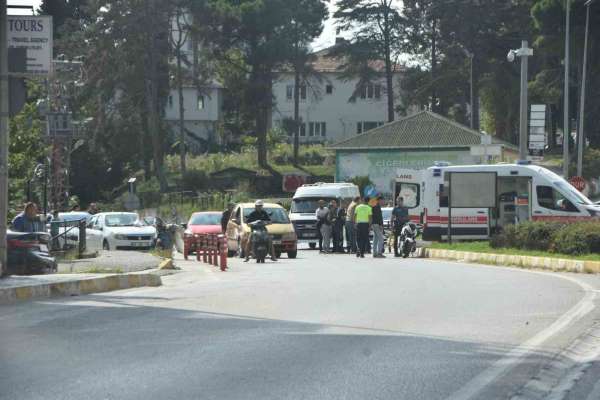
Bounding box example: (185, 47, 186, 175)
(282, 174, 308, 193)
(569, 176, 586, 192)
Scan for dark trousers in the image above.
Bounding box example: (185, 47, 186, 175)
(356, 223, 370, 256)
(332, 223, 344, 252)
(393, 226, 402, 255)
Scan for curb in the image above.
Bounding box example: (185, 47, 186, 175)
(0, 273, 162, 305)
(158, 258, 175, 270)
(420, 248, 600, 273)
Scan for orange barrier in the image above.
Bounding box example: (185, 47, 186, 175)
(194, 233, 227, 271)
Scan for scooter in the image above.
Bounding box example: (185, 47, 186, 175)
(399, 222, 418, 258)
(248, 220, 270, 263)
(154, 218, 184, 253)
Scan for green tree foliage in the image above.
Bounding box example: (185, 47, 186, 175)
(192, 0, 327, 168)
(334, 0, 405, 122)
(8, 103, 48, 215)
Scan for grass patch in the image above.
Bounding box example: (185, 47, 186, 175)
(427, 241, 600, 262)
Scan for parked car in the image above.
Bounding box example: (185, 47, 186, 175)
(226, 202, 298, 259)
(86, 212, 156, 251)
(7, 230, 57, 275)
(183, 211, 223, 259)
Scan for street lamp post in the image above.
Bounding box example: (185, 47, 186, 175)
(577, 0, 596, 177)
(563, 0, 571, 178)
(0, 0, 8, 276)
(508, 41, 533, 161)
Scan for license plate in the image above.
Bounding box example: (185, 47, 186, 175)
(272, 240, 282, 245)
(303, 233, 316, 238)
(40, 244, 48, 252)
(131, 242, 146, 247)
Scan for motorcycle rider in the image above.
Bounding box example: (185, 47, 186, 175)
(244, 200, 277, 262)
(391, 196, 410, 257)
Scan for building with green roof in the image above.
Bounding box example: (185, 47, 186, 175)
(329, 111, 518, 196)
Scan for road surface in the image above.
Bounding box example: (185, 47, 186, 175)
(2, 251, 600, 400)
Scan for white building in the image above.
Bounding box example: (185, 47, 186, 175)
(272, 44, 403, 144)
(166, 12, 223, 151)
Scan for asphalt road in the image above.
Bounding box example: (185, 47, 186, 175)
(2, 251, 600, 400)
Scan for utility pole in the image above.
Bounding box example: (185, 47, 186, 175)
(0, 0, 9, 276)
(563, 0, 570, 178)
(508, 41, 533, 160)
(577, 0, 596, 177)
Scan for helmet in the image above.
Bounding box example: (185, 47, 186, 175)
(255, 199, 264, 206)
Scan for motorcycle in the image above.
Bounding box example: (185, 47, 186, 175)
(153, 217, 184, 254)
(248, 220, 270, 263)
(399, 222, 418, 258)
(7, 231, 57, 275)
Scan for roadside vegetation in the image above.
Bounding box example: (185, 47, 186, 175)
(429, 221, 600, 261)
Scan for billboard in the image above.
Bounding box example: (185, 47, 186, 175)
(7, 16, 53, 75)
(336, 150, 476, 196)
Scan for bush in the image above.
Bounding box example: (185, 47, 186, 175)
(514, 221, 564, 251)
(552, 222, 600, 255)
(491, 220, 600, 256)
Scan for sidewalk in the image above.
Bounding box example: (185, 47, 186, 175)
(58, 250, 162, 273)
(0, 250, 165, 305)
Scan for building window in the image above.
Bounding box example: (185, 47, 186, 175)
(299, 123, 306, 137)
(360, 83, 382, 100)
(309, 122, 327, 137)
(320, 122, 326, 137)
(326, 84, 333, 94)
(168, 95, 173, 108)
(356, 121, 384, 134)
(309, 122, 315, 137)
(197, 95, 205, 110)
(286, 85, 307, 101)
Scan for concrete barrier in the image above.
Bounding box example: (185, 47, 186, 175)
(420, 248, 600, 273)
(0, 272, 162, 305)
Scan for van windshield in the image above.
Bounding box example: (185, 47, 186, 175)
(554, 181, 593, 205)
(291, 198, 336, 214)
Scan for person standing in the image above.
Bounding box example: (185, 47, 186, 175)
(354, 197, 372, 258)
(315, 200, 330, 253)
(345, 196, 359, 253)
(391, 196, 410, 257)
(221, 202, 235, 234)
(336, 201, 347, 252)
(328, 200, 344, 253)
(371, 196, 386, 258)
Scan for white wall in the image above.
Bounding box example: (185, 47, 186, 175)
(165, 86, 222, 143)
(272, 72, 402, 143)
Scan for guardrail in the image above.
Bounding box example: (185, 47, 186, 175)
(190, 233, 228, 271)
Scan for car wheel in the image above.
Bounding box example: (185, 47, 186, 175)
(309, 242, 316, 250)
(103, 240, 110, 251)
(287, 250, 297, 259)
(238, 238, 245, 258)
(275, 250, 282, 259)
(227, 249, 236, 258)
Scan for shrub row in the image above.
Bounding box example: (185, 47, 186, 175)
(490, 221, 600, 256)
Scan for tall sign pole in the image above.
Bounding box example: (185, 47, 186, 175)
(577, 0, 595, 177)
(563, 0, 571, 178)
(0, 0, 9, 276)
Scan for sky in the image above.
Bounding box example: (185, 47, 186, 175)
(9, 0, 343, 50)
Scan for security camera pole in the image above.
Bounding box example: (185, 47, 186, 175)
(508, 41, 533, 160)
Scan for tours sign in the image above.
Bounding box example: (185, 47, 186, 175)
(7, 16, 53, 75)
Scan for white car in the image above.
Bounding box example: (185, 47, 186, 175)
(50, 211, 92, 250)
(86, 212, 156, 251)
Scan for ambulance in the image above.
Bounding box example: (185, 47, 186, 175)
(393, 162, 600, 241)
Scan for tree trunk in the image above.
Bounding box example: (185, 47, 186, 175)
(177, 48, 186, 174)
(471, 57, 480, 131)
(293, 67, 300, 164)
(252, 66, 272, 169)
(431, 18, 437, 113)
(385, 48, 394, 122)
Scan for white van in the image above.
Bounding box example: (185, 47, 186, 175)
(290, 182, 360, 248)
(393, 163, 600, 241)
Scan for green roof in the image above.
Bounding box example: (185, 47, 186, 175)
(329, 111, 516, 150)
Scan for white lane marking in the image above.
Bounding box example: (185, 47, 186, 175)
(427, 259, 598, 400)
